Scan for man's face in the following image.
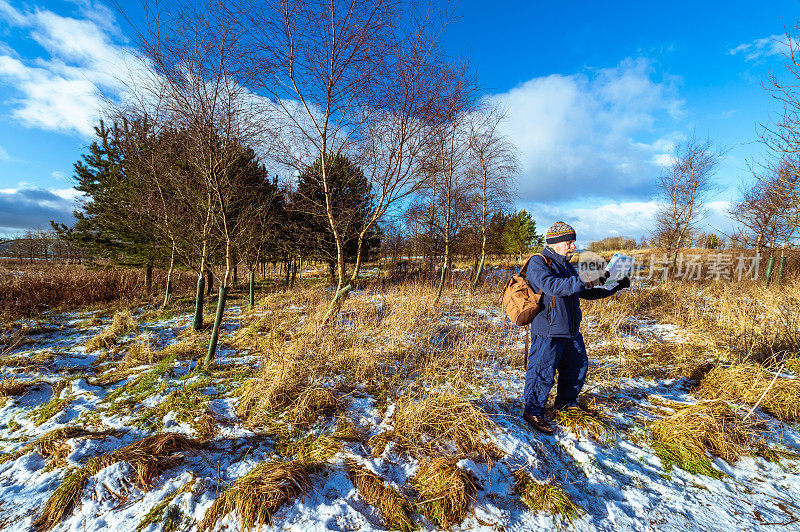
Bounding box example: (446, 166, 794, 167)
(551, 240, 576, 259)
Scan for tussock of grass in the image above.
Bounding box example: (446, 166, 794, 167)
(554, 403, 615, 445)
(0, 377, 40, 397)
(33, 433, 203, 531)
(85, 310, 138, 352)
(198, 460, 322, 532)
(345, 459, 414, 532)
(284, 387, 340, 427)
(512, 469, 581, 523)
(412, 456, 479, 528)
(0, 426, 117, 467)
(650, 399, 759, 478)
(695, 364, 800, 422)
(391, 392, 497, 460)
(274, 434, 342, 462)
(237, 354, 340, 432)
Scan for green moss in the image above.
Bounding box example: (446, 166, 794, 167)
(651, 440, 725, 479)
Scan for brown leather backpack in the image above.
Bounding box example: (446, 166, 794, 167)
(501, 254, 553, 326)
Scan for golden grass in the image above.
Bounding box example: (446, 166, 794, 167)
(198, 460, 322, 532)
(34, 433, 203, 531)
(412, 456, 479, 528)
(649, 399, 760, 478)
(345, 459, 415, 532)
(0, 426, 117, 467)
(0, 377, 40, 397)
(513, 469, 581, 523)
(695, 364, 800, 422)
(85, 310, 138, 352)
(390, 391, 498, 461)
(553, 402, 615, 445)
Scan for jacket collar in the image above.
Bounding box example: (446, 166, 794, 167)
(542, 246, 568, 267)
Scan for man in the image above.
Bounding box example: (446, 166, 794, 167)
(523, 221, 630, 434)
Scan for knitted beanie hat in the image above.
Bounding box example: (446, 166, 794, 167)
(545, 221, 577, 245)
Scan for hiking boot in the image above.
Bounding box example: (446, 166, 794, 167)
(523, 412, 554, 434)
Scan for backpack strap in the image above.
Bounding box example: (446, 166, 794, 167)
(521, 253, 557, 308)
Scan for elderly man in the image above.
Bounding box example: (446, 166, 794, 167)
(523, 221, 630, 434)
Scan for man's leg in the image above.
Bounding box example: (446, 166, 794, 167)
(553, 333, 589, 409)
(523, 335, 566, 417)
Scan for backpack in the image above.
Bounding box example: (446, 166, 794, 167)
(501, 254, 553, 326)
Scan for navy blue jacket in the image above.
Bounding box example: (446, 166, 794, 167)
(525, 246, 614, 338)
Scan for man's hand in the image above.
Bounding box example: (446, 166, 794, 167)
(616, 276, 630, 290)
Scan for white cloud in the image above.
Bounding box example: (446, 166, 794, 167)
(0, 186, 79, 231)
(525, 200, 659, 245)
(523, 199, 737, 246)
(0, 1, 137, 137)
(0, 145, 9, 161)
(729, 34, 787, 62)
(493, 58, 683, 203)
(51, 171, 66, 179)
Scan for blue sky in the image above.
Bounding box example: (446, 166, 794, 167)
(0, 0, 798, 243)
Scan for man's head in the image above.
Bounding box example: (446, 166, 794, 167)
(545, 221, 577, 259)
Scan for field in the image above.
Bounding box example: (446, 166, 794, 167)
(0, 260, 799, 531)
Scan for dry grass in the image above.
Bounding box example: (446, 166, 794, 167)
(120, 336, 201, 368)
(0, 262, 194, 319)
(198, 460, 322, 532)
(649, 399, 761, 478)
(346, 459, 414, 532)
(694, 364, 800, 422)
(554, 402, 615, 445)
(513, 469, 581, 524)
(85, 310, 138, 352)
(412, 456, 480, 528)
(33, 433, 203, 531)
(390, 391, 499, 461)
(0, 426, 117, 468)
(0, 377, 40, 397)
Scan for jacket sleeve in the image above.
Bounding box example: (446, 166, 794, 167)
(578, 286, 615, 300)
(526, 256, 586, 297)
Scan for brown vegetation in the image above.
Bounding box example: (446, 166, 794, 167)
(412, 456, 480, 528)
(0, 262, 193, 319)
(34, 433, 203, 531)
(198, 460, 322, 532)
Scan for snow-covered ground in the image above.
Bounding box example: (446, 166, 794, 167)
(0, 293, 799, 532)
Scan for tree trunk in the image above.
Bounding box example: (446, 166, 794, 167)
(192, 273, 205, 331)
(471, 232, 487, 292)
(233, 264, 238, 289)
(145, 262, 154, 294)
(204, 285, 227, 366)
(434, 238, 450, 305)
(290, 256, 298, 288)
(206, 268, 213, 296)
(162, 246, 175, 308)
(249, 270, 255, 308)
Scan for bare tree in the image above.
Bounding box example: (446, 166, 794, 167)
(466, 106, 517, 291)
(233, 0, 460, 321)
(119, 0, 272, 363)
(652, 135, 723, 280)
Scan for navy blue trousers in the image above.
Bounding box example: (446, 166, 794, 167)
(523, 334, 588, 417)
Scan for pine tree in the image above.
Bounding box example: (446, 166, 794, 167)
(52, 120, 165, 291)
(292, 154, 381, 282)
(502, 210, 542, 260)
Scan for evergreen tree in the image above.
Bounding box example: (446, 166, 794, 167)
(52, 120, 166, 290)
(292, 154, 381, 282)
(502, 210, 542, 260)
